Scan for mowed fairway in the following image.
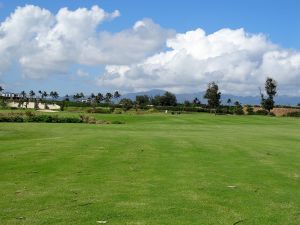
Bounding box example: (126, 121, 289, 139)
(1, 113, 300, 225)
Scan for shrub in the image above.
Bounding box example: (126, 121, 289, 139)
(0, 113, 82, 123)
(255, 109, 269, 115)
(28, 114, 53, 122)
(246, 105, 255, 115)
(269, 112, 276, 117)
(113, 108, 123, 114)
(111, 120, 125, 124)
(285, 112, 300, 117)
(119, 98, 134, 111)
(0, 114, 24, 122)
(80, 115, 96, 124)
(87, 107, 112, 114)
(147, 108, 158, 113)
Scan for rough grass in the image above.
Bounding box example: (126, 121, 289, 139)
(1, 113, 300, 225)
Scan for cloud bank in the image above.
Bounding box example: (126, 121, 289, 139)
(99, 28, 300, 95)
(1, 5, 300, 95)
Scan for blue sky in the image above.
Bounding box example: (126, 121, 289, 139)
(0, 0, 300, 96)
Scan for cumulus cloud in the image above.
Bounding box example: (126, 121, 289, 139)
(0, 5, 172, 78)
(98, 28, 300, 95)
(1, 5, 300, 95)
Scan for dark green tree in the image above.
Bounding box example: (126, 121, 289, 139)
(260, 77, 277, 113)
(227, 98, 232, 105)
(29, 90, 35, 100)
(233, 101, 244, 115)
(119, 98, 133, 111)
(136, 95, 150, 106)
(96, 93, 104, 103)
(154, 92, 177, 106)
(113, 91, 121, 101)
(192, 97, 201, 106)
(204, 82, 221, 111)
(105, 92, 113, 103)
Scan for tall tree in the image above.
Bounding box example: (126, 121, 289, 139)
(105, 92, 113, 103)
(50, 91, 55, 100)
(73, 92, 84, 101)
(29, 90, 35, 100)
(227, 98, 232, 105)
(90, 93, 95, 99)
(96, 93, 104, 103)
(193, 97, 201, 106)
(79, 92, 85, 99)
(161, 92, 177, 106)
(113, 91, 121, 101)
(234, 101, 244, 115)
(18, 91, 26, 108)
(204, 82, 221, 111)
(53, 91, 59, 99)
(50, 91, 59, 100)
(119, 98, 133, 111)
(260, 77, 277, 113)
(20, 91, 26, 98)
(42, 91, 48, 99)
(64, 95, 70, 101)
(0, 86, 5, 108)
(136, 95, 150, 106)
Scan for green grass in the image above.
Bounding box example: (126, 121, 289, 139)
(1, 112, 300, 224)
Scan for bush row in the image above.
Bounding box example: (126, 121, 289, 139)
(0, 112, 126, 124)
(285, 112, 300, 117)
(0, 113, 83, 123)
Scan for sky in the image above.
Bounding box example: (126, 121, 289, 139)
(0, 0, 300, 96)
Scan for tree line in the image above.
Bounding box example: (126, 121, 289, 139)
(0, 77, 281, 113)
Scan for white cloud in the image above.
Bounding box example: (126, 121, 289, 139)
(98, 28, 300, 95)
(1, 5, 300, 95)
(76, 69, 90, 77)
(0, 5, 172, 78)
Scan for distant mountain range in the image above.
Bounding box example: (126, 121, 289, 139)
(122, 89, 300, 106)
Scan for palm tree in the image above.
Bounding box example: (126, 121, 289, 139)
(50, 91, 59, 101)
(42, 91, 48, 99)
(50, 91, 54, 100)
(29, 90, 35, 100)
(53, 91, 59, 100)
(64, 94, 70, 101)
(193, 97, 200, 106)
(96, 93, 104, 103)
(80, 92, 84, 99)
(0, 86, 4, 99)
(90, 93, 96, 109)
(90, 93, 95, 99)
(114, 91, 121, 102)
(73, 92, 84, 101)
(0, 86, 4, 107)
(20, 91, 26, 98)
(18, 91, 26, 108)
(41, 91, 48, 109)
(227, 98, 232, 106)
(105, 92, 113, 103)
